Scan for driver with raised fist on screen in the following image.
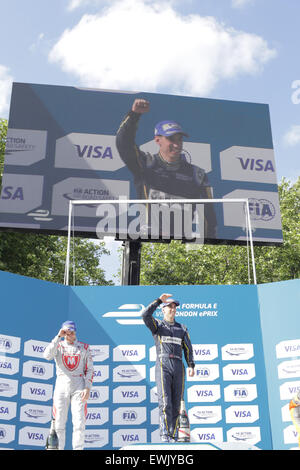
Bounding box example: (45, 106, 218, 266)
(116, 98, 217, 239)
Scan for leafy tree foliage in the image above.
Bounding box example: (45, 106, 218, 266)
(140, 178, 300, 285)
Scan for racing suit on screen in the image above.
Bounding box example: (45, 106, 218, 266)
(142, 298, 195, 442)
(116, 110, 217, 239)
(43, 335, 94, 450)
(290, 392, 300, 447)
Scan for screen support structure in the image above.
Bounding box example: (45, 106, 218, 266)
(64, 198, 257, 286)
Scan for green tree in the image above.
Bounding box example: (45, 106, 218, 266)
(0, 118, 113, 285)
(140, 177, 300, 285)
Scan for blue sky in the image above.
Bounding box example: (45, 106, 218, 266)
(0, 0, 299, 283)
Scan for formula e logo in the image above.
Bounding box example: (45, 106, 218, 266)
(63, 354, 80, 371)
(102, 304, 145, 326)
(249, 198, 275, 221)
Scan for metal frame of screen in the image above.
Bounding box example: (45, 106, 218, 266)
(63, 198, 257, 286)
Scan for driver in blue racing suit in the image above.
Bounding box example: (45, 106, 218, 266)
(142, 293, 195, 442)
(116, 98, 217, 240)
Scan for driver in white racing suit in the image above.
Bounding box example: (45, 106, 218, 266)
(43, 320, 94, 450)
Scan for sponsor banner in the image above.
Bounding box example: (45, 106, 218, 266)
(92, 365, 109, 383)
(0, 334, 21, 355)
(113, 407, 147, 426)
(112, 428, 147, 448)
(276, 339, 300, 359)
(192, 344, 218, 362)
(55, 133, 125, 171)
(187, 364, 219, 382)
(19, 404, 52, 424)
(223, 189, 281, 232)
(187, 385, 221, 403)
(51, 177, 130, 218)
(23, 339, 49, 358)
(89, 386, 109, 404)
(113, 386, 146, 404)
(113, 365, 146, 383)
(227, 426, 261, 446)
(283, 425, 298, 444)
(0, 356, 19, 375)
(4, 129, 47, 165)
(221, 344, 254, 361)
(190, 427, 223, 444)
(279, 381, 300, 401)
(113, 345, 145, 362)
(0, 174, 44, 214)
(2, 271, 296, 450)
(18, 426, 47, 447)
(90, 345, 109, 362)
(222, 363, 256, 381)
(0, 401, 17, 421)
(21, 381, 53, 402)
(223, 384, 258, 402)
(0, 424, 15, 444)
(278, 359, 300, 379)
(225, 405, 259, 424)
(0, 378, 18, 398)
(188, 406, 222, 425)
(22, 360, 53, 381)
(86, 407, 109, 426)
(84, 429, 109, 448)
(220, 146, 276, 184)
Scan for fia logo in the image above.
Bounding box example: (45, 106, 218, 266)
(249, 198, 275, 221)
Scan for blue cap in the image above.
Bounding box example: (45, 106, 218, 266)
(154, 120, 189, 138)
(61, 320, 76, 332)
(162, 299, 180, 307)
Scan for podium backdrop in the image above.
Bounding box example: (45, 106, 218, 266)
(0, 270, 299, 450)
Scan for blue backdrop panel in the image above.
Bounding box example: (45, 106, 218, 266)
(258, 279, 300, 450)
(0, 270, 277, 450)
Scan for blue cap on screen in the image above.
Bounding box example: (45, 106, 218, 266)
(154, 120, 189, 138)
(162, 299, 180, 307)
(61, 320, 76, 332)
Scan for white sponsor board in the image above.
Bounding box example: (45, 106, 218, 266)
(5, 129, 47, 165)
(221, 344, 254, 361)
(220, 146, 276, 184)
(0, 334, 21, 355)
(22, 360, 53, 381)
(84, 429, 109, 448)
(113, 345, 145, 362)
(113, 407, 147, 425)
(276, 339, 300, 359)
(21, 381, 53, 402)
(20, 404, 52, 424)
(224, 384, 257, 402)
(0, 174, 44, 213)
(113, 385, 146, 404)
(222, 363, 256, 381)
(24, 339, 49, 358)
(113, 365, 146, 383)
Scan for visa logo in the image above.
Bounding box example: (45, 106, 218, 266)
(234, 411, 251, 418)
(32, 345, 45, 353)
(1, 186, 24, 200)
(75, 145, 113, 159)
(237, 157, 274, 172)
(197, 433, 215, 441)
(121, 434, 140, 442)
(121, 391, 139, 398)
(231, 369, 248, 376)
(87, 412, 101, 420)
(196, 390, 213, 397)
(0, 407, 9, 414)
(30, 387, 46, 396)
(121, 350, 138, 357)
(194, 349, 211, 356)
(28, 432, 44, 440)
(0, 361, 12, 369)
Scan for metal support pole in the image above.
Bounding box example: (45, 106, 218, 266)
(121, 241, 142, 285)
(245, 200, 257, 285)
(64, 201, 73, 286)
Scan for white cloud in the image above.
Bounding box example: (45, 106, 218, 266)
(283, 125, 300, 146)
(50, 0, 276, 96)
(0, 65, 13, 117)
